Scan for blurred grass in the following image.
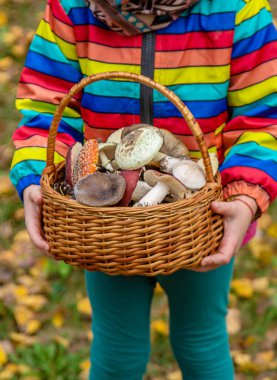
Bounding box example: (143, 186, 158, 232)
(0, 1, 276, 379)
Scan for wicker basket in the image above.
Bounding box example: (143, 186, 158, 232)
(41, 71, 224, 276)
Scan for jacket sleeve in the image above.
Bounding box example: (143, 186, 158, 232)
(10, 0, 84, 200)
(220, 0, 277, 213)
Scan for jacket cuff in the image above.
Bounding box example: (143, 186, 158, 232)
(15, 175, 41, 202)
(223, 180, 270, 214)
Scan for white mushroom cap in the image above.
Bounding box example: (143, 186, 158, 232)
(160, 156, 188, 174)
(115, 127, 163, 170)
(197, 152, 219, 177)
(172, 160, 206, 190)
(106, 129, 124, 144)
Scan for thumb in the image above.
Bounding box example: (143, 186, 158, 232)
(211, 200, 233, 217)
(29, 186, 43, 205)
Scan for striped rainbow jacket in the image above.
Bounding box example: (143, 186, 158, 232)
(10, 0, 277, 212)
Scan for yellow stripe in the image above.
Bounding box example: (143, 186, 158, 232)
(225, 131, 277, 156)
(80, 59, 140, 77)
(155, 66, 230, 85)
(11, 147, 64, 168)
(189, 147, 217, 159)
(215, 123, 226, 136)
(228, 77, 277, 107)
(37, 20, 78, 61)
(16, 99, 80, 118)
(236, 0, 271, 25)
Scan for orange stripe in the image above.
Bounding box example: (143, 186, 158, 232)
(156, 48, 231, 69)
(17, 83, 67, 106)
(77, 42, 141, 65)
(230, 59, 277, 91)
(223, 125, 277, 147)
(44, 3, 76, 44)
(13, 135, 69, 157)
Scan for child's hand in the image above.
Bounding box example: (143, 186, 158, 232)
(196, 195, 257, 272)
(23, 185, 50, 255)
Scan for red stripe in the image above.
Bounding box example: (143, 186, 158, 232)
(47, 0, 73, 26)
(224, 115, 277, 133)
(156, 31, 234, 50)
(75, 25, 142, 48)
(231, 41, 277, 75)
(20, 68, 81, 99)
(221, 167, 276, 200)
(13, 126, 75, 146)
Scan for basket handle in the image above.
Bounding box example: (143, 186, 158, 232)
(45, 71, 215, 183)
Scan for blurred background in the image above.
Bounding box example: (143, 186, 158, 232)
(0, 1, 276, 379)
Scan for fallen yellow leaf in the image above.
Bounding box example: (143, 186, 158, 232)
(51, 311, 65, 328)
(77, 297, 92, 316)
(0, 11, 8, 26)
(10, 333, 36, 346)
(167, 370, 182, 380)
(52, 335, 69, 348)
(267, 222, 277, 238)
(252, 277, 269, 293)
(227, 308, 241, 335)
(0, 176, 14, 196)
(231, 278, 254, 299)
(0, 345, 8, 366)
(14, 305, 34, 327)
(154, 283, 164, 296)
(18, 295, 48, 312)
(151, 319, 169, 336)
(25, 320, 42, 335)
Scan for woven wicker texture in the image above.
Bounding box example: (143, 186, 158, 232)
(41, 71, 224, 276)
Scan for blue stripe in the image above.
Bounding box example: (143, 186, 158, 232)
(13, 174, 41, 201)
(220, 155, 277, 180)
(158, 12, 235, 34)
(231, 94, 277, 118)
(69, 7, 108, 28)
(227, 142, 277, 163)
(25, 115, 84, 142)
(232, 24, 277, 59)
(25, 51, 82, 83)
(82, 93, 227, 118)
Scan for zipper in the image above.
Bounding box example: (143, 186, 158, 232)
(140, 32, 156, 125)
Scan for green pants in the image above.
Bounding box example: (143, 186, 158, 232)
(85, 260, 235, 380)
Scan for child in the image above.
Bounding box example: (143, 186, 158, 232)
(10, 1, 277, 379)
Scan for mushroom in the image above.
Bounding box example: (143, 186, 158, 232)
(160, 156, 188, 174)
(74, 172, 126, 207)
(116, 169, 141, 206)
(98, 142, 117, 172)
(115, 126, 163, 170)
(131, 180, 152, 202)
(172, 160, 206, 190)
(77, 139, 99, 180)
(197, 152, 219, 177)
(65, 141, 82, 186)
(133, 170, 187, 207)
(106, 128, 124, 144)
(159, 129, 189, 158)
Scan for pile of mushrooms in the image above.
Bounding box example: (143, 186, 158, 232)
(57, 124, 219, 207)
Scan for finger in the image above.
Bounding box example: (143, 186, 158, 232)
(29, 186, 43, 205)
(25, 207, 50, 253)
(211, 201, 235, 218)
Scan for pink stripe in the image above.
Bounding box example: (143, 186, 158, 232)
(13, 126, 76, 146)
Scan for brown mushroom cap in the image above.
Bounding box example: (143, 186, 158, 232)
(74, 172, 126, 206)
(159, 129, 189, 157)
(144, 170, 187, 199)
(65, 141, 82, 186)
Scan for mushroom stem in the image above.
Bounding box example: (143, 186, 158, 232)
(131, 181, 152, 202)
(133, 181, 170, 207)
(99, 150, 114, 172)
